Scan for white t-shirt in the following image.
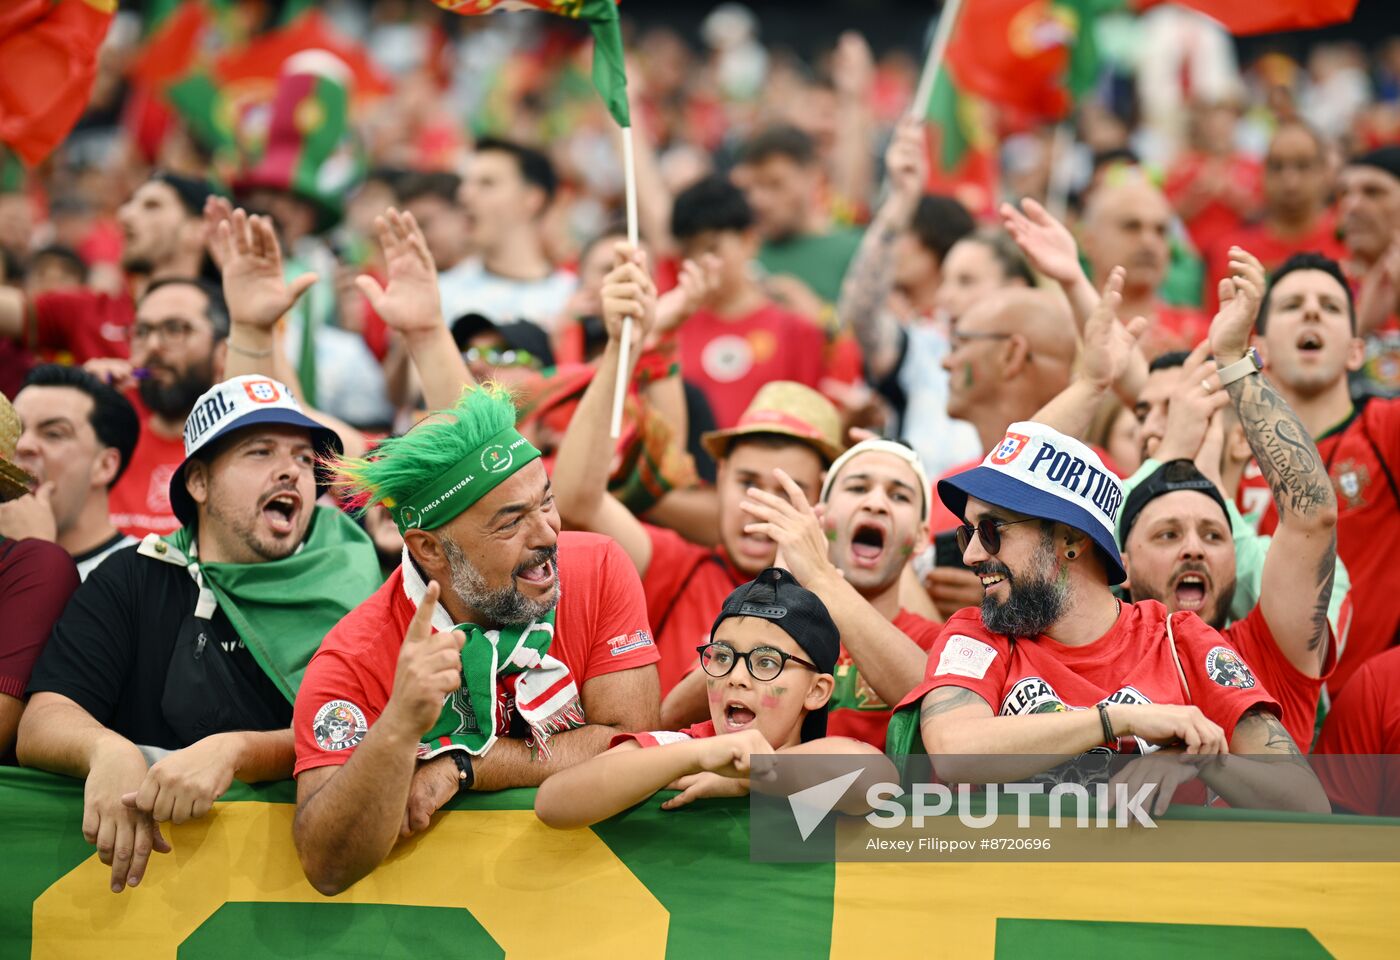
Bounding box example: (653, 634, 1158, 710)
(438, 258, 577, 334)
(899, 321, 981, 477)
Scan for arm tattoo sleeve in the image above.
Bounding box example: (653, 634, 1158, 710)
(1235, 708, 1309, 766)
(836, 217, 903, 373)
(1225, 371, 1335, 520)
(1225, 370, 1338, 653)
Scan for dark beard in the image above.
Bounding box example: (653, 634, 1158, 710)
(139, 357, 216, 420)
(443, 539, 559, 626)
(978, 547, 1068, 638)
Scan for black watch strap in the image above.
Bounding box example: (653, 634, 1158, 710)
(449, 750, 474, 792)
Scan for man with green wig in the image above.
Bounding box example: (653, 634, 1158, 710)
(292, 383, 660, 896)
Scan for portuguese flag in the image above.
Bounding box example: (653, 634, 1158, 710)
(0, 0, 115, 166)
(432, 0, 631, 128)
(923, 65, 999, 217)
(4, 767, 1400, 955)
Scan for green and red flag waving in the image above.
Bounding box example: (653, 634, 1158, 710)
(432, 0, 631, 128)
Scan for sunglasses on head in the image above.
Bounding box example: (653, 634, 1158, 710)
(955, 515, 1038, 556)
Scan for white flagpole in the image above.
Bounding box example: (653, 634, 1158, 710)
(609, 124, 640, 440)
(911, 0, 967, 118)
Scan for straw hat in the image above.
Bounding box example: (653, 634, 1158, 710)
(0, 393, 35, 502)
(700, 381, 844, 465)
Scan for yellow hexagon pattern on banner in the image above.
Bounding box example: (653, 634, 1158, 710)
(32, 803, 669, 959)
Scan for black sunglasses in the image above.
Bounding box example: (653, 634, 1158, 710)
(696, 642, 818, 682)
(955, 516, 1038, 556)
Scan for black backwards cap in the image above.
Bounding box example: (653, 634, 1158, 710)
(150, 171, 218, 217)
(1118, 460, 1231, 546)
(709, 567, 840, 741)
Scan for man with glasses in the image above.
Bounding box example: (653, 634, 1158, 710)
(895, 421, 1328, 814)
(450, 312, 553, 391)
(0, 172, 215, 381)
(923, 287, 1083, 617)
(104, 279, 228, 537)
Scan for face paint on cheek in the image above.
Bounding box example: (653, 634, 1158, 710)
(899, 533, 916, 557)
(759, 686, 788, 710)
(706, 678, 721, 704)
(962, 363, 974, 389)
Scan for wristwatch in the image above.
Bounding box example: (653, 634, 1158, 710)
(448, 750, 474, 792)
(1216, 347, 1263, 386)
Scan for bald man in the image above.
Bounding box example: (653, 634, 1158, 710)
(924, 289, 1085, 616)
(1081, 178, 1207, 357)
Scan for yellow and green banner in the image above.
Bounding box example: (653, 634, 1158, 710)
(3, 767, 1398, 957)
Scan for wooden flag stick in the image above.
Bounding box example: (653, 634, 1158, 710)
(610, 124, 640, 440)
(911, 0, 966, 118)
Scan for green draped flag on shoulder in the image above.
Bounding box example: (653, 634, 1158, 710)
(149, 505, 383, 702)
(432, 0, 630, 128)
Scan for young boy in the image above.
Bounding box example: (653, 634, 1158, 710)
(535, 567, 891, 829)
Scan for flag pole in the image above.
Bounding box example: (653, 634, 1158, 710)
(609, 123, 640, 439)
(911, 0, 966, 118)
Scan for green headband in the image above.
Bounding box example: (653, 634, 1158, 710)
(390, 427, 541, 535)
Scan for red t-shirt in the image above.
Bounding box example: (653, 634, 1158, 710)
(1163, 151, 1262, 262)
(928, 446, 1124, 536)
(1313, 646, 1400, 815)
(677, 301, 827, 428)
(827, 609, 941, 751)
(641, 524, 745, 695)
(899, 601, 1279, 753)
(293, 532, 658, 776)
(610, 720, 716, 749)
(107, 418, 185, 538)
(1258, 397, 1400, 694)
(0, 538, 79, 701)
(29, 289, 133, 364)
(1139, 304, 1211, 360)
(1203, 212, 1344, 313)
(1224, 604, 1335, 752)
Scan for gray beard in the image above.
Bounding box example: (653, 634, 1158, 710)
(442, 537, 558, 627)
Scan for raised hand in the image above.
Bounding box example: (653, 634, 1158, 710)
(0, 481, 57, 543)
(831, 31, 875, 100)
(1209, 246, 1266, 362)
(213, 209, 318, 330)
(1152, 340, 1229, 464)
(600, 242, 657, 348)
(356, 208, 444, 338)
(884, 115, 928, 203)
(1000, 197, 1084, 286)
(1080, 266, 1149, 391)
(382, 581, 466, 740)
(202, 195, 235, 269)
(655, 254, 720, 333)
(739, 468, 838, 588)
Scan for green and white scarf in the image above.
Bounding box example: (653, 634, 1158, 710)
(402, 553, 582, 759)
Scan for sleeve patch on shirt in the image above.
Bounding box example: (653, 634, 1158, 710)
(1205, 646, 1257, 689)
(636, 730, 694, 748)
(935, 635, 998, 679)
(312, 699, 369, 751)
(608, 630, 654, 656)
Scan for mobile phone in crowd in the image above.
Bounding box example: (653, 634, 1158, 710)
(913, 530, 968, 580)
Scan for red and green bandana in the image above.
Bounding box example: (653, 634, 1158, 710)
(388, 427, 541, 535)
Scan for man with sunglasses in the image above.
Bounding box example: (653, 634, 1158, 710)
(898, 420, 1328, 813)
(450, 313, 554, 391)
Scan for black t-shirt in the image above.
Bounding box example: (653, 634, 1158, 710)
(27, 545, 290, 750)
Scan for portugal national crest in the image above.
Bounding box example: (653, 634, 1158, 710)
(990, 432, 1031, 465)
(243, 378, 281, 403)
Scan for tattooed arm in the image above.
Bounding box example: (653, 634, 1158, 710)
(1195, 708, 1330, 813)
(835, 117, 925, 382)
(1211, 249, 1338, 675)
